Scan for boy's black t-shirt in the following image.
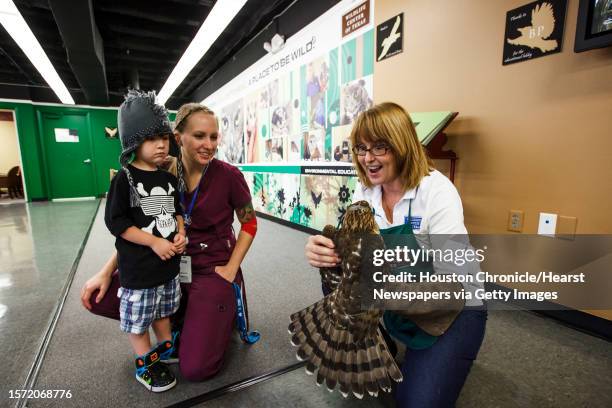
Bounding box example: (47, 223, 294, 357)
(105, 165, 183, 289)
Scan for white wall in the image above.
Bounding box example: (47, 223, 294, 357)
(0, 117, 20, 174)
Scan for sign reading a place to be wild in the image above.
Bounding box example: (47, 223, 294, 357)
(503, 0, 567, 65)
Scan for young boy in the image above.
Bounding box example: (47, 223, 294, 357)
(105, 90, 186, 392)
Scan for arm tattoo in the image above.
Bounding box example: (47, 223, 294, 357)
(236, 201, 255, 224)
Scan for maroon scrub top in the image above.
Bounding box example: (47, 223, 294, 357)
(182, 158, 252, 272)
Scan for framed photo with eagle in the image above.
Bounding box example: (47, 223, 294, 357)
(502, 0, 567, 65)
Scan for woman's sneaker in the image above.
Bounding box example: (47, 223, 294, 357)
(135, 349, 176, 392)
(158, 331, 179, 364)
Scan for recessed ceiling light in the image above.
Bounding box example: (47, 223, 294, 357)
(0, 0, 75, 104)
(156, 0, 248, 106)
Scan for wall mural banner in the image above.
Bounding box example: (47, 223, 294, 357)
(245, 170, 358, 231)
(301, 166, 357, 176)
(206, 0, 375, 230)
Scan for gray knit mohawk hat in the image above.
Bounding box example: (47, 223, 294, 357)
(117, 89, 185, 207)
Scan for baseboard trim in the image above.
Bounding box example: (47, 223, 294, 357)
(255, 211, 319, 235)
(486, 283, 611, 341)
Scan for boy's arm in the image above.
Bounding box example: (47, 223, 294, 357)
(105, 170, 134, 236)
(120, 227, 157, 246)
(176, 215, 185, 236)
(121, 227, 177, 260)
(171, 173, 186, 252)
(173, 215, 187, 253)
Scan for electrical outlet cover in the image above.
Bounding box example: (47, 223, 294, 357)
(508, 210, 524, 232)
(538, 213, 557, 236)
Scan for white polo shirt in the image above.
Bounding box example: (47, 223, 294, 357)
(352, 169, 467, 234)
(352, 169, 483, 306)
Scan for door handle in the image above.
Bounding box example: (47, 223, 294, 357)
(83, 159, 92, 164)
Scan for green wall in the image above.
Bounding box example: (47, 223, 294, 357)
(0, 100, 122, 200)
(89, 108, 121, 196)
(1, 101, 47, 199)
(0, 100, 178, 200)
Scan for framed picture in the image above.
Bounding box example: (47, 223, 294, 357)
(574, 0, 612, 52)
(502, 0, 567, 65)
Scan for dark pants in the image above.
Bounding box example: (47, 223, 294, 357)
(395, 308, 487, 408)
(89, 268, 242, 381)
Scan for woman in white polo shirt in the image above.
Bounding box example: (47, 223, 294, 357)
(305, 102, 487, 407)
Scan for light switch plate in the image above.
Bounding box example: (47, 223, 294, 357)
(538, 213, 557, 237)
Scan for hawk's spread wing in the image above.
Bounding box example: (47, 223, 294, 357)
(291, 226, 402, 398)
(319, 225, 342, 291)
(531, 2, 555, 39)
(331, 231, 387, 337)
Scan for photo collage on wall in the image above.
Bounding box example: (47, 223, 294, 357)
(215, 24, 374, 230)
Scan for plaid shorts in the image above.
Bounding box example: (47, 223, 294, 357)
(118, 275, 181, 334)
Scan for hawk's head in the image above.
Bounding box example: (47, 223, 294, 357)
(342, 200, 379, 234)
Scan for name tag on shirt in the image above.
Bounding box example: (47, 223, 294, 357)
(179, 256, 192, 283)
(404, 215, 422, 230)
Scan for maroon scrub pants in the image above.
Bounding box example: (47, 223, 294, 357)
(88, 267, 244, 381)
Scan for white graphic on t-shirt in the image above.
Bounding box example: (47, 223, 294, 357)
(137, 182, 177, 238)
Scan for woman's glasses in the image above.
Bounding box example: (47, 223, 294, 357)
(351, 143, 391, 156)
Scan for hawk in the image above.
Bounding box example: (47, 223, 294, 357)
(289, 201, 402, 398)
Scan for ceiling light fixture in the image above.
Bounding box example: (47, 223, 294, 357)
(0, 0, 75, 104)
(157, 0, 248, 106)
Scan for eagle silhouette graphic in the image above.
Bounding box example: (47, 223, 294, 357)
(378, 15, 401, 60)
(507, 2, 558, 53)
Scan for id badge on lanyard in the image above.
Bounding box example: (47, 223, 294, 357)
(178, 162, 210, 284)
(179, 255, 192, 283)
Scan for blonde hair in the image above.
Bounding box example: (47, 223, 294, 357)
(173, 103, 217, 132)
(349, 102, 433, 192)
(169, 103, 217, 193)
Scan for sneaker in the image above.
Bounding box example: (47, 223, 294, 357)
(158, 331, 179, 364)
(135, 349, 176, 392)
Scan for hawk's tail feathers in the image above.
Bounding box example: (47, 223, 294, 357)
(289, 299, 403, 399)
(315, 318, 335, 388)
(379, 331, 403, 383)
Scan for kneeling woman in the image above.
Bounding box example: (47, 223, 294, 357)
(305, 102, 487, 407)
(81, 103, 258, 381)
